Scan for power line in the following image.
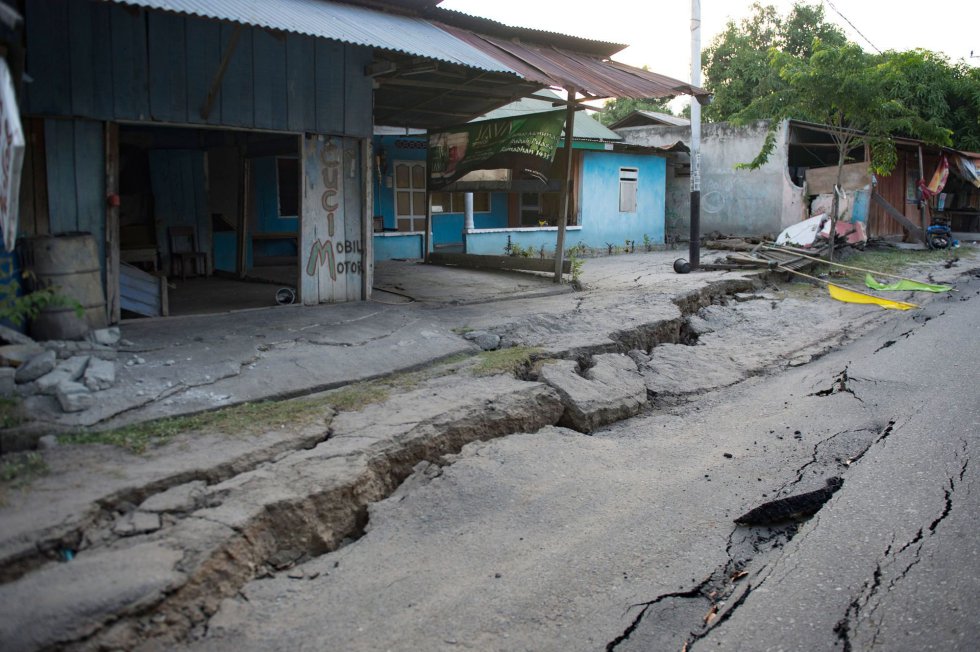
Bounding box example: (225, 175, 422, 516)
(824, 0, 881, 54)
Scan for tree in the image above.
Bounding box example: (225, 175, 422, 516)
(737, 41, 952, 260)
(876, 50, 980, 152)
(702, 2, 845, 123)
(595, 96, 673, 127)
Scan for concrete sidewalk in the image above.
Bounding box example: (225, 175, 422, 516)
(20, 251, 750, 430)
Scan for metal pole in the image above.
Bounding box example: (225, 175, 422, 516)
(554, 87, 577, 283)
(689, 0, 702, 270)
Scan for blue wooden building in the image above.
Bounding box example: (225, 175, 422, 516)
(9, 0, 706, 323)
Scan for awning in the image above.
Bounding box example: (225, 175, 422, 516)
(102, 0, 708, 129)
(436, 24, 709, 101)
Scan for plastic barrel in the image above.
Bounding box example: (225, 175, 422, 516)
(24, 234, 107, 341)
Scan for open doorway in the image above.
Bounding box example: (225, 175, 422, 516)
(116, 124, 301, 317)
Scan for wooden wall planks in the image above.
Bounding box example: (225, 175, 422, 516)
(25, 0, 372, 138)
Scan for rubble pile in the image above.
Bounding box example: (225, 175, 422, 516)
(0, 326, 123, 413)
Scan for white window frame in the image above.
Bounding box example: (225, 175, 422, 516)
(393, 160, 427, 232)
(619, 167, 639, 213)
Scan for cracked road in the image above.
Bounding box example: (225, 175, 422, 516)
(191, 272, 980, 652)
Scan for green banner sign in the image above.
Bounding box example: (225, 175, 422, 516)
(427, 109, 566, 190)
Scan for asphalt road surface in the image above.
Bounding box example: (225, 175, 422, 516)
(193, 270, 980, 652)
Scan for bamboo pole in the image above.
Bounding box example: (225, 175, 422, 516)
(761, 244, 941, 284)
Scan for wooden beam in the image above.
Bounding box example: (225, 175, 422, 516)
(200, 24, 243, 120)
(554, 86, 576, 282)
(104, 122, 121, 324)
(376, 77, 523, 98)
(871, 191, 925, 242)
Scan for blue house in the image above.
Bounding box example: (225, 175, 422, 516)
(370, 91, 682, 261)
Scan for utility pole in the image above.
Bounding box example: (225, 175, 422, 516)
(689, 0, 702, 270)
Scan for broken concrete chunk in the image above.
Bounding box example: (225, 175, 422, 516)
(474, 333, 501, 351)
(56, 380, 95, 412)
(88, 327, 121, 346)
(139, 481, 207, 514)
(83, 358, 116, 391)
(112, 511, 163, 536)
(0, 542, 183, 651)
(539, 353, 647, 433)
(60, 355, 91, 380)
(14, 350, 57, 383)
(0, 343, 44, 367)
(38, 355, 92, 394)
(0, 367, 13, 397)
(627, 349, 651, 366)
(0, 324, 35, 346)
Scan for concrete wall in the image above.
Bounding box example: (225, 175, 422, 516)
(374, 233, 423, 261)
(579, 150, 665, 247)
(465, 226, 584, 256)
(615, 120, 804, 238)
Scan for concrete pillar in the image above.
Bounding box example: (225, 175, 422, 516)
(464, 192, 475, 231)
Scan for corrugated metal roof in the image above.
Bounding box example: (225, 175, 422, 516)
(436, 24, 709, 101)
(104, 0, 517, 73)
(473, 90, 622, 141)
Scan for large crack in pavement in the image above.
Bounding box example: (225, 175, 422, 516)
(4, 269, 962, 651)
(605, 417, 902, 652)
(834, 453, 969, 651)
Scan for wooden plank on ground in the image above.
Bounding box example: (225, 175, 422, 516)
(429, 252, 572, 275)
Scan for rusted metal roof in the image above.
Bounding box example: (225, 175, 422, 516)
(436, 24, 709, 101)
(104, 0, 517, 73)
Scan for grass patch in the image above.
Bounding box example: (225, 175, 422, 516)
(789, 247, 976, 289)
(60, 353, 478, 454)
(0, 397, 25, 429)
(472, 346, 541, 376)
(0, 451, 48, 487)
(63, 397, 333, 454)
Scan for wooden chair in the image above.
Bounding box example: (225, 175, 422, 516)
(168, 226, 208, 280)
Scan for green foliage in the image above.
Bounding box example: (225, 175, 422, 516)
(0, 269, 84, 327)
(0, 452, 48, 488)
(64, 398, 335, 454)
(736, 40, 951, 175)
(702, 3, 979, 152)
(0, 397, 24, 429)
(596, 96, 674, 126)
(702, 2, 845, 123)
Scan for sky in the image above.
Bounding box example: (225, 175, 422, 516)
(439, 0, 979, 92)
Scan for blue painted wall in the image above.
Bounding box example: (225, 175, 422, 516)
(465, 151, 666, 255)
(372, 135, 508, 244)
(213, 232, 236, 273)
(44, 118, 107, 289)
(25, 0, 373, 137)
(374, 233, 423, 261)
(0, 240, 22, 331)
(465, 228, 585, 256)
(250, 157, 299, 260)
(579, 151, 666, 246)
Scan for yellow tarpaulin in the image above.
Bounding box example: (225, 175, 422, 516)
(828, 284, 918, 310)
